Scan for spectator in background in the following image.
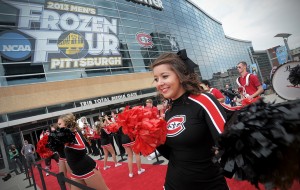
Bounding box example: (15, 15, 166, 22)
(9, 144, 24, 175)
(200, 80, 225, 103)
(261, 82, 268, 96)
(21, 140, 36, 167)
(78, 117, 93, 155)
(222, 84, 239, 107)
(144, 99, 159, 118)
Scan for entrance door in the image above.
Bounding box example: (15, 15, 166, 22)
(22, 127, 47, 160)
(85, 113, 101, 127)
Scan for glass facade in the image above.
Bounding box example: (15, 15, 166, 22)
(0, 0, 255, 171)
(0, 0, 253, 88)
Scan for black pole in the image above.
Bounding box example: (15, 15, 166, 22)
(22, 157, 34, 188)
(37, 163, 47, 190)
(27, 163, 37, 190)
(152, 150, 164, 165)
(56, 172, 67, 190)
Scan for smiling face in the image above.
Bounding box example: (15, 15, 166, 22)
(153, 64, 186, 100)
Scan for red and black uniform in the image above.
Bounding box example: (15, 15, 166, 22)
(100, 128, 112, 148)
(118, 127, 135, 147)
(65, 131, 99, 179)
(157, 92, 228, 190)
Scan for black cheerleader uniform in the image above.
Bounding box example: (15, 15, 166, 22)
(119, 127, 135, 147)
(64, 131, 99, 179)
(157, 92, 229, 190)
(100, 128, 112, 149)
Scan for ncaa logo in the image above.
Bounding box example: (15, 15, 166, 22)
(136, 32, 153, 48)
(166, 115, 186, 137)
(0, 31, 32, 61)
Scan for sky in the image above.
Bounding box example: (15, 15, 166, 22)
(189, 0, 300, 50)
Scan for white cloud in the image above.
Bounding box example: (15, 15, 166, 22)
(189, 0, 300, 50)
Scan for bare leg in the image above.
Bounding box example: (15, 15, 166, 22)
(135, 152, 142, 171)
(70, 178, 86, 190)
(84, 169, 109, 190)
(59, 160, 71, 189)
(124, 147, 133, 175)
(106, 145, 117, 164)
(103, 148, 109, 168)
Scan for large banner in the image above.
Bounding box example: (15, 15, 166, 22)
(276, 46, 288, 65)
(250, 63, 258, 75)
(0, 0, 122, 70)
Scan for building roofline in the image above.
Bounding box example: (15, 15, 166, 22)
(253, 50, 268, 53)
(186, 1, 252, 43)
(225, 35, 252, 43)
(186, 0, 222, 25)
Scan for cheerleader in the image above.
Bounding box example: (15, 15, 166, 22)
(97, 117, 122, 170)
(57, 113, 109, 190)
(38, 129, 59, 176)
(119, 126, 145, 178)
(151, 50, 229, 190)
(47, 124, 72, 189)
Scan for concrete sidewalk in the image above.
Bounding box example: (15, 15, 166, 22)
(0, 170, 37, 190)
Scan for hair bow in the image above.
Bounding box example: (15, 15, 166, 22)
(177, 49, 198, 73)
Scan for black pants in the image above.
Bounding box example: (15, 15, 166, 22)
(91, 139, 100, 156)
(11, 157, 24, 174)
(45, 153, 59, 169)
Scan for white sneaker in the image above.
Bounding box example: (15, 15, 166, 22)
(138, 168, 145, 175)
(46, 172, 49, 176)
(103, 166, 111, 170)
(129, 173, 133, 178)
(115, 163, 122, 167)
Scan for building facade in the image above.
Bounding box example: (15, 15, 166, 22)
(0, 0, 253, 170)
(252, 50, 272, 83)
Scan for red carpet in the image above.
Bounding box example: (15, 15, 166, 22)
(33, 161, 300, 190)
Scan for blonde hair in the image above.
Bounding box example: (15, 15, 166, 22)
(58, 113, 79, 131)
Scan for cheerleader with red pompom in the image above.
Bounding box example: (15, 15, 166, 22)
(37, 129, 59, 176)
(98, 116, 122, 170)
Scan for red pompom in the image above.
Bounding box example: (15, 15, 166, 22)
(105, 122, 120, 133)
(36, 135, 54, 159)
(117, 106, 167, 156)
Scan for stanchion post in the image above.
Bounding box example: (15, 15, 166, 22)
(37, 163, 47, 190)
(152, 150, 164, 165)
(27, 163, 37, 190)
(56, 172, 67, 190)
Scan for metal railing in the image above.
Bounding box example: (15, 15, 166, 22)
(24, 159, 95, 190)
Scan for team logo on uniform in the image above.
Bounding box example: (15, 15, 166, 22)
(166, 115, 186, 137)
(136, 32, 153, 48)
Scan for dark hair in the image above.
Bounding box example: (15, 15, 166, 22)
(201, 80, 210, 87)
(238, 61, 247, 67)
(150, 52, 202, 95)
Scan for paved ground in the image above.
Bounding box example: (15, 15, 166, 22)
(0, 92, 289, 190)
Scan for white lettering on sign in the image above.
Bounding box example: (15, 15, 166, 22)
(2, 45, 31, 51)
(50, 57, 122, 69)
(128, 0, 163, 10)
(79, 93, 138, 107)
(2, 0, 121, 69)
